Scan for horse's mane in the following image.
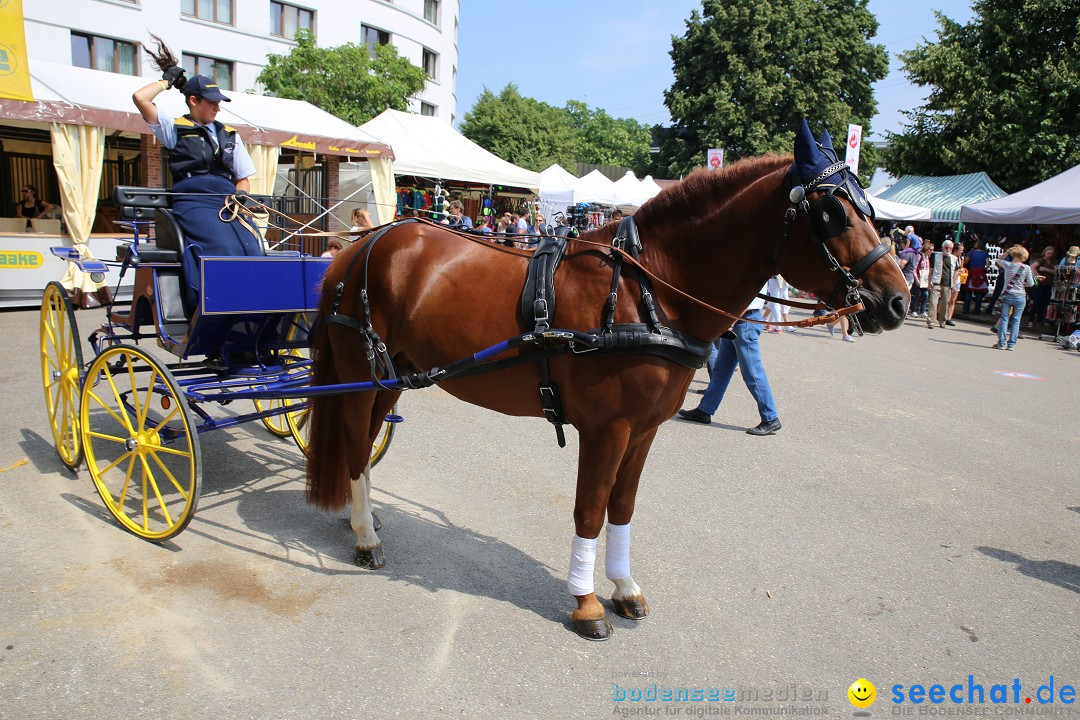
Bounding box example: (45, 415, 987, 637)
(635, 154, 793, 229)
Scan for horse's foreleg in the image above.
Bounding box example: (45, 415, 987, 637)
(338, 390, 383, 569)
(605, 428, 658, 621)
(568, 425, 631, 640)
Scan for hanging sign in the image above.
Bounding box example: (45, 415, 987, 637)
(706, 149, 724, 170)
(845, 124, 863, 176)
(0, 0, 33, 102)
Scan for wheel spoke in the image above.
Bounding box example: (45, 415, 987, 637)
(86, 386, 134, 433)
(85, 429, 131, 444)
(115, 454, 136, 507)
(43, 315, 58, 349)
(139, 369, 162, 433)
(149, 449, 191, 500)
(152, 444, 192, 458)
(95, 448, 134, 477)
(139, 453, 174, 528)
(128, 362, 146, 430)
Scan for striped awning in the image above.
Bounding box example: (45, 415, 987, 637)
(876, 172, 1007, 223)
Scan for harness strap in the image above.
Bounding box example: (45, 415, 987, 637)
(324, 220, 422, 388)
(537, 359, 567, 448)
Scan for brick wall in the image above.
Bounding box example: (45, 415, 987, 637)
(325, 155, 339, 208)
(139, 134, 163, 189)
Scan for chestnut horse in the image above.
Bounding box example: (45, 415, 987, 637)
(304, 121, 910, 640)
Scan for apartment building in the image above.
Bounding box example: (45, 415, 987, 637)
(22, 0, 460, 123)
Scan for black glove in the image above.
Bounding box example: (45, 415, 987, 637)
(161, 66, 187, 91)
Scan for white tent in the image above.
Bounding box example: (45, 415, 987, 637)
(573, 169, 618, 205)
(612, 171, 646, 206)
(358, 109, 541, 191)
(638, 176, 665, 205)
(870, 196, 933, 221)
(538, 164, 578, 221)
(960, 163, 1080, 224)
(17, 60, 393, 160)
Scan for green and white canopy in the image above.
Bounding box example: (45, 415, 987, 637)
(876, 172, 1007, 223)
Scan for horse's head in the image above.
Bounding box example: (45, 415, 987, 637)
(776, 119, 909, 332)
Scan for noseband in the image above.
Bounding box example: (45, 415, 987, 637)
(770, 160, 891, 334)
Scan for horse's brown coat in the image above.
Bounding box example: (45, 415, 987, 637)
(303, 154, 909, 624)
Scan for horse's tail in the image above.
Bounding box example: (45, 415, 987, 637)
(304, 307, 353, 511)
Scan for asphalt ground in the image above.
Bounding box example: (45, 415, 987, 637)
(1, 304, 1077, 719)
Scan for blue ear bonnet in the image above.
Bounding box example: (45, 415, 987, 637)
(790, 118, 874, 221)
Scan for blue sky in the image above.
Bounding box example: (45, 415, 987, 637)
(456, 0, 975, 139)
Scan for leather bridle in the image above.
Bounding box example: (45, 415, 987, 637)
(769, 160, 891, 334)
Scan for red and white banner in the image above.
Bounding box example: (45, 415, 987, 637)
(845, 124, 863, 176)
(706, 148, 724, 170)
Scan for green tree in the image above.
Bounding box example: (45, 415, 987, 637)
(459, 84, 579, 172)
(256, 29, 427, 126)
(658, 0, 887, 180)
(564, 100, 653, 174)
(883, 0, 1080, 192)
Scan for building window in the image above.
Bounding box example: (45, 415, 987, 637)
(182, 53, 234, 91)
(362, 25, 390, 58)
(271, 1, 314, 39)
(420, 102, 437, 117)
(181, 0, 233, 25)
(422, 48, 437, 80)
(71, 32, 138, 75)
(424, 0, 440, 25)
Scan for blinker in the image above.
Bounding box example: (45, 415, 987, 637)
(811, 192, 849, 238)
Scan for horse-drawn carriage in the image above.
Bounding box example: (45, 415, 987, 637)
(40, 120, 912, 640)
(39, 185, 398, 542)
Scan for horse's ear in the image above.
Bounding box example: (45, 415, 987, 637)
(793, 118, 826, 185)
(820, 129, 835, 152)
(819, 129, 839, 163)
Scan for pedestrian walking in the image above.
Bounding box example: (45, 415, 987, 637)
(993, 245, 1035, 350)
(676, 286, 781, 435)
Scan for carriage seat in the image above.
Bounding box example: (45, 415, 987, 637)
(519, 233, 568, 333)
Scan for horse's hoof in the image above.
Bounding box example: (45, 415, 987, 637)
(354, 546, 385, 569)
(612, 596, 650, 620)
(572, 616, 613, 641)
(371, 512, 381, 532)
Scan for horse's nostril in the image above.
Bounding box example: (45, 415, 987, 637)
(889, 294, 907, 319)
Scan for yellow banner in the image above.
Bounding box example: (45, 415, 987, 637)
(0, 0, 33, 102)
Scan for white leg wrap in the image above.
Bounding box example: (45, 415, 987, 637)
(605, 522, 632, 581)
(349, 463, 379, 550)
(566, 535, 597, 596)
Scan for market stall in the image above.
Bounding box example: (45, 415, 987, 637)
(959, 163, 1080, 225)
(358, 109, 540, 222)
(875, 172, 1007, 222)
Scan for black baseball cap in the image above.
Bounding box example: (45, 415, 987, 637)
(183, 75, 231, 102)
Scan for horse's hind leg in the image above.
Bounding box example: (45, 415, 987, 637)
(605, 427, 658, 621)
(568, 425, 631, 640)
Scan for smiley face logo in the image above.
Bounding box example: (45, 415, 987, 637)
(848, 678, 876, 709)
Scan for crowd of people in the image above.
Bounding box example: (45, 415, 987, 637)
(885, 224, 1079, 350)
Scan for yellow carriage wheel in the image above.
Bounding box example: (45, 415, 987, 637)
(255, 314, 312, 437)
(80, 345, 201, 542)
(40, 281, 84, 470)
(253, 396, 295, 437)
(286, 404, 395, 468)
